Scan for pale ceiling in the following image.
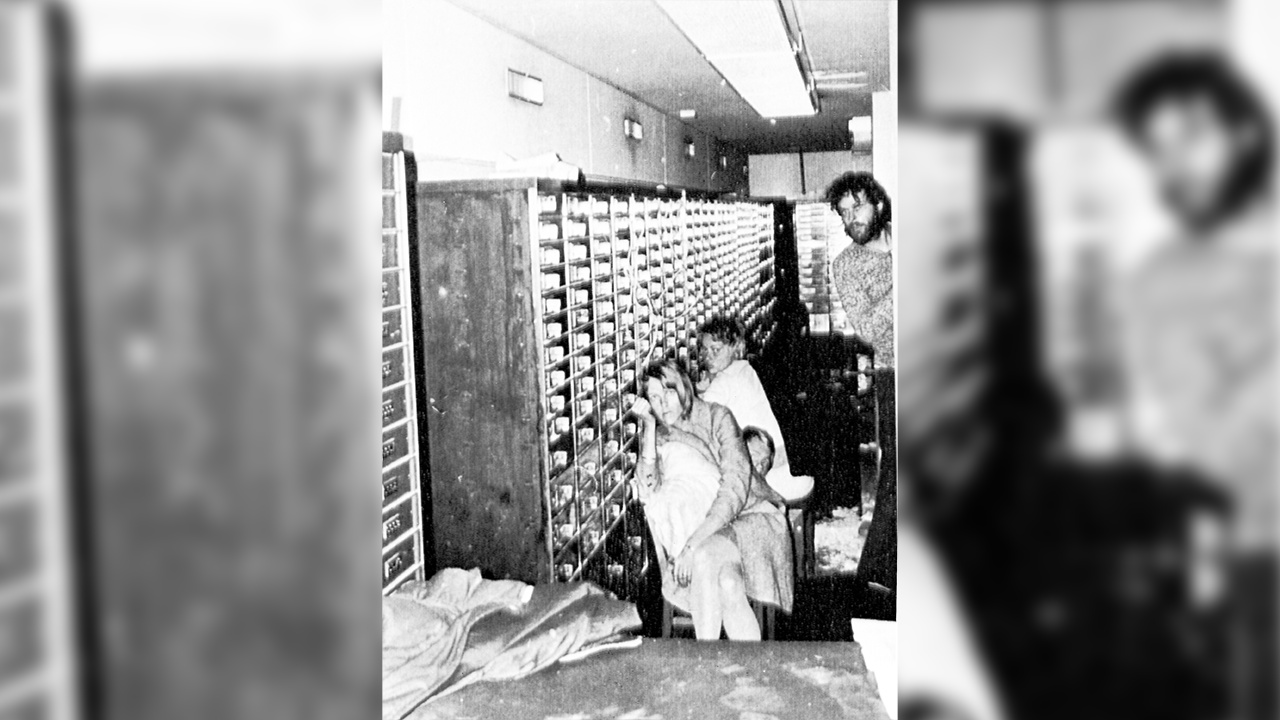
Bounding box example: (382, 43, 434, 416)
(445, 0, 891, 154)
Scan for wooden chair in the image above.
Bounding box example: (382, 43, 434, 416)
(656, 506, 795, 640)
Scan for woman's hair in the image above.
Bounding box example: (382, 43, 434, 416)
(741, 426, 775, 466)
(641, 359, 695, 421)
(697, 316, 747, 357)
(823, 171, 893, 239)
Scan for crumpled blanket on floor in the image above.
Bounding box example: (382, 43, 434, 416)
(382, 567, 643, 720)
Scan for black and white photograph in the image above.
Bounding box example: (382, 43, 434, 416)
(381, 1, 898, 718)
(2, 1, 1278, 720)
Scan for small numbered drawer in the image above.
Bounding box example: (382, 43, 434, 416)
(382, 270, 402, 308)
(382, 195, 397, 229)
(382, 498, 416, 545)
(382, 347, 405, 388)
(382, 309, 404, 347)
(551, 415, 571, 437)
(552, 480, 575, 508)
(548, 393, 567, 414)
(382, 154, 395, 188)
(382, 386, 408, 427)
(382, 536, 417, 586)
(0, 599, 40, 684)
(382, 460, 412, 506)
(382, 231, 399, 268)
(0, 503, 35, 584)
(546, 368, 567, 387)
(382, 423, 410, 467)
(581, 519, 603, 551)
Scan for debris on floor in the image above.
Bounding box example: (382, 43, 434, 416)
(813, 503, 871, 575)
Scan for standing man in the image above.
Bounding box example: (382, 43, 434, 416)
(826, 171, 895, 368)
(1114, 51, 1275, 720)
(825, 171, 896, 593)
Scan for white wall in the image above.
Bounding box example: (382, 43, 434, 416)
(382, 0, 747, 191)
(873, 91, 898, 207)
(748, 151, 873, 200)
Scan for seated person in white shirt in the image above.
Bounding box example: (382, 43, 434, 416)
(696, 317, 813, 502)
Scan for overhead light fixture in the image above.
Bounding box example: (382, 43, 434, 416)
(656, 0, 818, 118)
(679, 109, 697, 119)
(623, 118, 644, 140)
(848, 115, 872, 152)
(507, 69, 544, 105)
(684, 139, 696, 158)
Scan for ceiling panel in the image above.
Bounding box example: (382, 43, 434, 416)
(444, 0, 890, 154)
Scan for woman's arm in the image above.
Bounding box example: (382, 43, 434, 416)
(683, 404, 752, 548)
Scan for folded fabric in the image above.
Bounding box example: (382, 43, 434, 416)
(382, 567, 642, 720)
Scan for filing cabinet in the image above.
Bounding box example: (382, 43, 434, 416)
(793, 201, 855, 336)
(416, 178, 777, 602)
(0, 4, 82, 718)
(381, 142, 428, 593)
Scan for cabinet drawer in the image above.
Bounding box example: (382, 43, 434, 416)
(382, 460, 413, 507)
(382, 347, 405, 388)
(382, 230, 399, 268)
(382, 270, 402, 308)
(382, 497, 416, 545)
(382, 195, 396, 229)
(382, 308, 404, 348)
(382, 423, 410, 468)
(382, 385, 409, 427)
(382, 535, 417, 587)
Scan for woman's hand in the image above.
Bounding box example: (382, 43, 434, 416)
(631, 398, 655, 421)
(673, 542, 695, 587)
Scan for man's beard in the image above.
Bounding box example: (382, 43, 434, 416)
(847, 220, 873, 244)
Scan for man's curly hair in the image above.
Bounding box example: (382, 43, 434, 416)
(823, 171, 892, 241)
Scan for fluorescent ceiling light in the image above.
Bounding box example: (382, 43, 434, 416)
(656, 0, 816, 118)
(679, 109, 697, 119)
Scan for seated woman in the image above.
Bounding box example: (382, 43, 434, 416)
(632, 360, 793, 641)
(696, 317, 813, 502)
(632, 427, 720, 563)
